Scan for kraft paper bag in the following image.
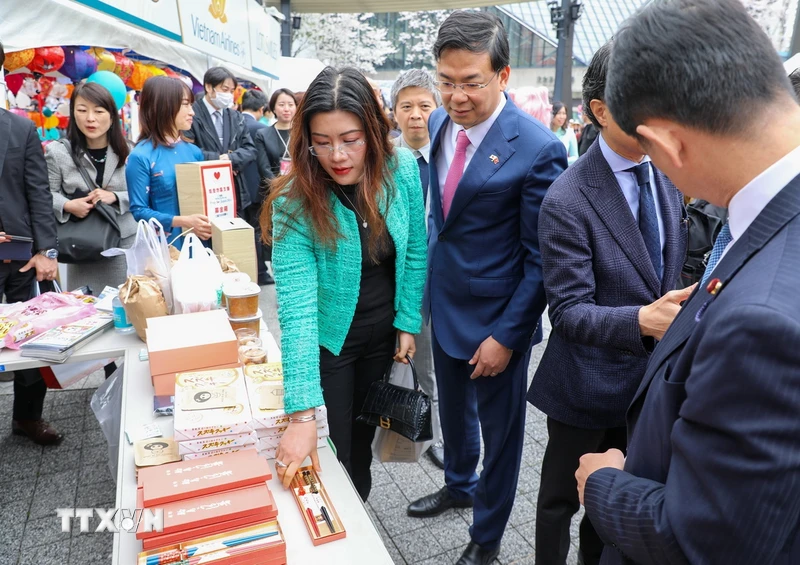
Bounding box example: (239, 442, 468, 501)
(119, 276, 169, 341)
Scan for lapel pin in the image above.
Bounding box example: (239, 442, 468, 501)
(706, 278, 723, 296)
(489, 154, 499, 165)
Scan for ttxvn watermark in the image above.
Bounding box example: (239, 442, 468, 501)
(56, 508, 164, 533)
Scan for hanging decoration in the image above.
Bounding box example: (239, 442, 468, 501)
(87, 47, 116, 72)
(3, 49, 35, 72)
(29, 47, 65, 75)
(112, 52, 135, 84)
(61, 47, 98, 83)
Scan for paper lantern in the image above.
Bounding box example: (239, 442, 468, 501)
(112, 52, 135, 84)
(44, 115, 60, 129)
(147, 65, 166, 77)
(3, 49, 35, 72)
(29, 47, 65, 74)
(4, 74, 26, 95)
(126, 61, 153, 91)
(86, 71, 128, 110)
(61, 47, 98, 82)
(234, 86, 245, 105)
(190, 76, 204, 96)
(87, 47, 116, 72)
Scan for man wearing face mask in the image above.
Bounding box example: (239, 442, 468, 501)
(185, 67, 257, 216)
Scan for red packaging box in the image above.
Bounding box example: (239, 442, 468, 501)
(140, 450, 271, 506)
(136, 482, 275, 539)
(146, 310, 238, 376)
(141, 508, 278, 550)
(152, 361, 241, 396)
(138, 521, 286, 565)
(290, 465, 347, 545)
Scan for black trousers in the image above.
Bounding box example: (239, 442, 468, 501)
(0, 261, 49, 421)
(535, 417, 627, 565)
(319, 313, 395, 502)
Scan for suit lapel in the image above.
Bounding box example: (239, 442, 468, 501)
(654, 170, 686, 293)
(222, 109, 232, 151)
(0, 110, 11, 179)
(195, 102, 222, 153)
(629, 174, 800, 411)
(429, 111, 447, 232)
(102, 147, 119, 188)
(442, 103, 517, 229)
(582, 143, 662, 295)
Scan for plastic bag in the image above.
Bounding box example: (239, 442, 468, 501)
(103, 219, 174, 313)
(171, 233, 224, 314)
(371, 361, 434, 463)
(0, 292, 97, 350)
(90, 361, 124, 481)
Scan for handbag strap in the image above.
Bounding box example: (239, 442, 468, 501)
(58, 138, 99, 192)
(383, 355, 421, 391)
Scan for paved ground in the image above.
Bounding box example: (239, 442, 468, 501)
(0, 287, 581, 565)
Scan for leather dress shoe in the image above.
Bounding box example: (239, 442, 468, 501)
(455, 541, 500, 565)
(407, 486, 472, 518)
(12, 419, 64, 446)
(427, 441, 445, 469)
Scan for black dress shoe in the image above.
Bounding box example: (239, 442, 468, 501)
(455, 541, 500, 565)
(12, 419, 64, 446)
(427, 441, 445, 470)
(407, 486, 472, 518)
(258, 273, 275, 285)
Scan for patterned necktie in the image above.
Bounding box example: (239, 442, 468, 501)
(213, 111, 224, 144)
(627, 162, 662, 281)
(416, 154, 429, 205)
(442, 130, 471, 218)
(701, 221, 733, 285)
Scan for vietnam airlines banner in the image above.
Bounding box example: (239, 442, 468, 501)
(178, 0, 252, 68)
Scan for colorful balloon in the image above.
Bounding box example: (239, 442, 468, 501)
(29, 47, 65, 74)
(86, 70, 128, 110)
(44, 115, 60, 129)
(60, 47, 97, 82)
(87, 47, 116, 72)
(112, 52, 134, 84)
(4, 74, 26, 96)
(3, 49, 35, 72)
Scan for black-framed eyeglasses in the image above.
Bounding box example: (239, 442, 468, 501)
(308, 140, 366, 157)
(434, 72, 500, 95)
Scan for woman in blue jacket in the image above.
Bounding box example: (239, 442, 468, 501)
(126, 76, 211, 244)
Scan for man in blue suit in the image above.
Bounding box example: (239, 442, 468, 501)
(575, 1, 800, 564)
(529, 41, 689, 565)
(406, 11, 567, 565)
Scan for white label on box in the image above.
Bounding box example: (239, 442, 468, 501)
(201, 164, 237, 219)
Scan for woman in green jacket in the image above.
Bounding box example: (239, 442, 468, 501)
(262, 67, 427, 500)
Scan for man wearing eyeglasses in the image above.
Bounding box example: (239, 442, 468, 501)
(406, 11, 567, 565)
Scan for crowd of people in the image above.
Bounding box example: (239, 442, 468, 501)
(2, 0, 800, 563)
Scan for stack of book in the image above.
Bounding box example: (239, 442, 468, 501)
(136, 450, 285, 563)
(19, 313, 113, 363)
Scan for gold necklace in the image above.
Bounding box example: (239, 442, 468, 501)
(337, 188, 368, 229)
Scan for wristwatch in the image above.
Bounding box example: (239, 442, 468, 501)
(38, 249, 59, 260)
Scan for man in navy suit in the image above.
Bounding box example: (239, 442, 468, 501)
(405, 11, 567, 565)
(529, 41, 689, 565)
(575, 1, 800, 564)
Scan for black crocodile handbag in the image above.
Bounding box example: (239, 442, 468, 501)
(356, 355, 433, 442)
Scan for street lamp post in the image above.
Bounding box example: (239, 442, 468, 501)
(547, 0, 583, 107)
(281, 0, 292, 56)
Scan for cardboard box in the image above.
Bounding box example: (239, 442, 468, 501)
(146, 310, 238, 377)
(176, 160, 237, 220)
(178, 431, 258, 456)
(183, 444, 258, 460)
(136, 482, 275, 539)
(140, 450, 271, 506)
(173, 367, 254, 441)
(211, 218, 257, 283)
(152, 361, 241, 397)
(140, 510, 280, 551)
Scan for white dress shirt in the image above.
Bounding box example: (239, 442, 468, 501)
(436, 96, 507, 205)
(720, 143, 800, 263)
(393, 135, 431, 163)
(203, 96, 224, 145)
(598, 133, 666, 260)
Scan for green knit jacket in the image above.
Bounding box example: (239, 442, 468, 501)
(272, 147, 427, 413)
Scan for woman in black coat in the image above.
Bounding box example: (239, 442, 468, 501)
(255, 89, 298, 179)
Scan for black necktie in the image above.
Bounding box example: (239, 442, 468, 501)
(628, 162, 662, 281)
(416, 154, 429, 205)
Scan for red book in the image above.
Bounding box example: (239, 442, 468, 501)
(140, 450, 271, 506)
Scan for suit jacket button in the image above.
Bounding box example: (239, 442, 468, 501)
(438, 235, 445, 242)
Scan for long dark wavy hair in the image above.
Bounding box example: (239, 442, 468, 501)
(261, 67, 395, 260)
(68, 82, 129, 166)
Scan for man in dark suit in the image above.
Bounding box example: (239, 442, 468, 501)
(239, 89, 273, 285)
(405, 12, 567, 565)
(184, 67, 257, 217)
(529, 41, 689, 565)
(574, 2, 800, 563)
(0, 42, 63, 445)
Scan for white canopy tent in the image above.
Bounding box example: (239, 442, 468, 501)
(266, 0, 499, 12)
(0, 0, 275, 91)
